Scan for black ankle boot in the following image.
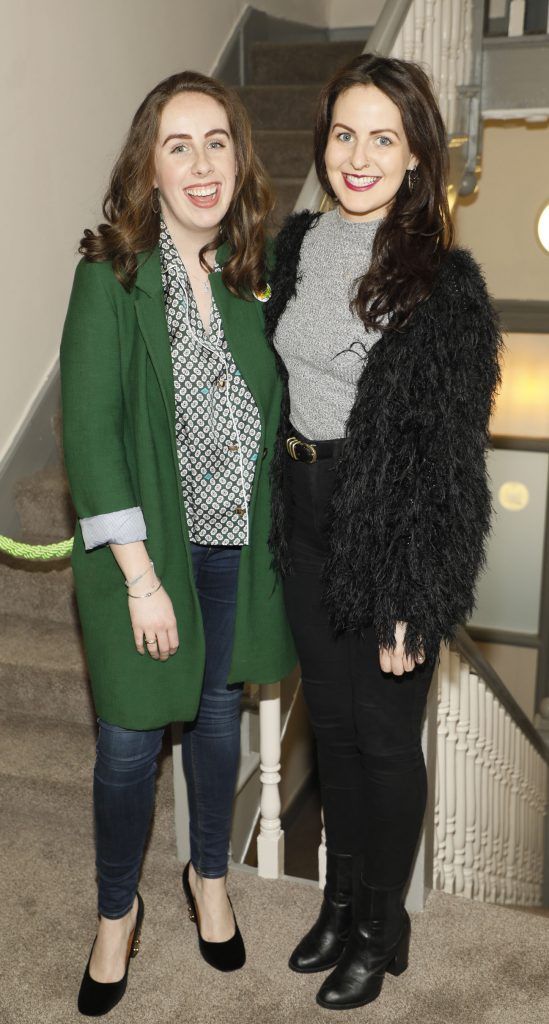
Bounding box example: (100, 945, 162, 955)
(289, 852, 354, 973)
(316, 877, 409, 1010)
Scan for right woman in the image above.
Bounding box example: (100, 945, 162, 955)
(266, 53, 501, 1012)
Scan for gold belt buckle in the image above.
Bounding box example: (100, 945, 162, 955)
(286, 436, 317, 463)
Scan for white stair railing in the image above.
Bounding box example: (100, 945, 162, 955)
(296, 0, 485, 213)
(390, 0, 475, 135)
(434, 631, 549, 906)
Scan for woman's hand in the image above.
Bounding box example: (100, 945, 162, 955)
(378, 621, 425, 676)
(108, 541, 178, 662)
(128, 585, 179, 661)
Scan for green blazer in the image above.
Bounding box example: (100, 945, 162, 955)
(60, 244, 296, 729)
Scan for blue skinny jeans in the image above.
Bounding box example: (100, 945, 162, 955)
(93, 543, 243, 919)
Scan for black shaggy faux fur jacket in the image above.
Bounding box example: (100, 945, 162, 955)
(264, 211, 503, 662)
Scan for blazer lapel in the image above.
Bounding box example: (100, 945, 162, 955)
(133, 248, 176, 421)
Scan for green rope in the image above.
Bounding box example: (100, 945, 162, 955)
(0, 535, 73, 560)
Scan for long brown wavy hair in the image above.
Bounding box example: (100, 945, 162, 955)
(314, 54, 454, 331)
(80, 71, 274, 296)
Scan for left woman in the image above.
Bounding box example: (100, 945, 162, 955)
(60, 70, 295, 1017)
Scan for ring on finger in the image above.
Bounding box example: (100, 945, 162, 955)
(145, 636, 157, 646)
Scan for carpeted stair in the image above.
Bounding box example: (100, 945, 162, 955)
(1, 33, 548, 1024)
(239, 39, 365, 224)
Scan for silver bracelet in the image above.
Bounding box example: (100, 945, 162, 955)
(128, 579, 162, 599)
(125, 560, 154, 589)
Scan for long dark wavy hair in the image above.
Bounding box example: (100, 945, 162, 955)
(314, 53, 454, 331)
(80, 71, 274, 296)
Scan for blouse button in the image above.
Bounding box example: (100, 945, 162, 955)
(228, 443, 239, 452)
(235, 506, 246, 517)
(216, 376, 227, 391)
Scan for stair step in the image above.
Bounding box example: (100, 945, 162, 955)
(0, 554, 77, 625)
(237, 84, 320, 130)
(0, 709, 176, 847)
(255, 129, 313, 179)
(0, 712, 96, 788)
(14, 464, 75, 541)
(0, 615, 94, 724)
(249, 39, 366, 86)
(0, 737, 176, 907)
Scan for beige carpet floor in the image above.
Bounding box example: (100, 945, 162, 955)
(2, 740, 548, 1024)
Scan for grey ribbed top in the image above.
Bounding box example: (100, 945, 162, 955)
(274, 208, 382, 440)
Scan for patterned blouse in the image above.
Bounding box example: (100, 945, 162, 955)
(159, 219, 262, 547)
(79, 223, 263, 551)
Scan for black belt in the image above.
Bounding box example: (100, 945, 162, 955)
(285, 430, 345, 464)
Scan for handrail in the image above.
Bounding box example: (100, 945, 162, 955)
(294, 0, 415, 213)
(454, 626, 549, 764)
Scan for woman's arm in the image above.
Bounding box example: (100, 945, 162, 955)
(373, 251, 503, 663)
(60, 260, 137, 517)
(60, 260, 178, 661)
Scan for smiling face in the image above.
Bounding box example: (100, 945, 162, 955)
(153, 90, 237, 250)
(324, 83, 417, 222)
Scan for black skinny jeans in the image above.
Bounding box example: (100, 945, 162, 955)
(283, 448, 435, 889)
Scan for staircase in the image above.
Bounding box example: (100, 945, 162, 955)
(238, 39, 364, 225)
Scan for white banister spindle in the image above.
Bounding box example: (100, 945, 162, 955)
(454, 658, 469, 894)
(475, 678, 487, 899)
(443, 652, 460, 893)
(402, 5, 416, 59)
(492, 705, 504, 900)
(501, 713, 512, 897)
(433, 749, 441, 887)
(464, 669, 478, 899)
(438, 0, 452, 127)
(431, 0, 442, 101)
(526, 742, 537, 901)
(446, 0, 462, 132)
(413, 0, 426, 57)
(455, 0, 467, 106)
(462, 0, 474, 88)
(517, 733, 527, 903)
(257, 683, 284, 878)
(483, 688, 496, 901)
(436, 646, 450, 886)
(489, 692, 501, 901)
(423, 0, 436, 69)
(506, 725, 519, 903)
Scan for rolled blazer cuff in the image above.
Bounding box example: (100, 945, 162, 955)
(80, 506, 147, 551)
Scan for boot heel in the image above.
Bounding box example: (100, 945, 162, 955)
(386, 926, 409, 976)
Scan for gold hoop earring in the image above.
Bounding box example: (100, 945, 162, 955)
(151, 188, 160, 214)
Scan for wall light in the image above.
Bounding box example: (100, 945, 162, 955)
(498, 481, 530, 511)
(537, 202, 549, 253)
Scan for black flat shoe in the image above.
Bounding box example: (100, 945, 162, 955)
(182, 861, 246, 971)
(77, 892, 144, 1017)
